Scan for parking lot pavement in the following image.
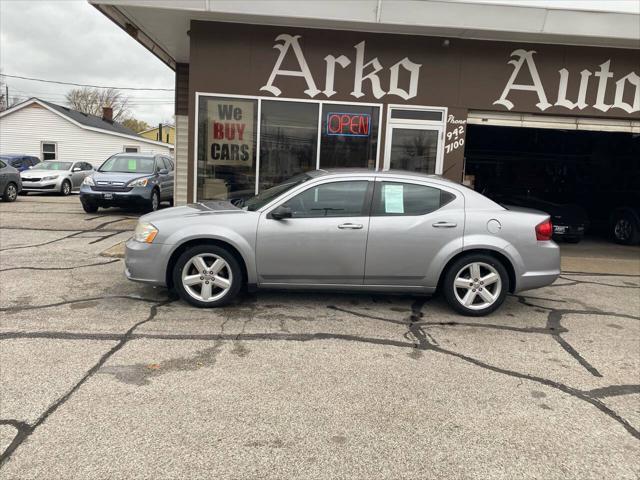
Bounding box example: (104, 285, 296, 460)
(1, 196, 639, 479)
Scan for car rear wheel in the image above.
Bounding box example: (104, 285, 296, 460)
(2, 182, 18, 202)
(612, 212, 639, 245)
(442, 254, 509, 316)
(172, 245, 242, 308)
(60, 180, 71, 196)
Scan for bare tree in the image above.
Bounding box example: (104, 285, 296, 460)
(65, 87, 130, 121)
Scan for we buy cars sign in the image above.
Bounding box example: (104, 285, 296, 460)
(207, 99, 254, 166)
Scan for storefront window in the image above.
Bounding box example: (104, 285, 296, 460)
(320, 104, 379, 169)
(259, 100, 318, 192)
(197, 96, 257, 201)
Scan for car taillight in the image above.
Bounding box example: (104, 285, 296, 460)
(536, 219, 553, 241)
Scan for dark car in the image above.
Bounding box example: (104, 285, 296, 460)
(492, 194, 588, 243)
(79, 153, 174, 213)
(0, 154, 41, 172)
(0, 159, 22, 202)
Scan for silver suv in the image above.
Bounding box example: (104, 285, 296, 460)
(125, 170, 560, 316)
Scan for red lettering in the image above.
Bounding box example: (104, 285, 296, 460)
(359, 115, 369, 135)
(236, 123, 246, 141)
(224, 124, 235, 141)
(328, 114, 341, 134)
(213, 122, 224, 139)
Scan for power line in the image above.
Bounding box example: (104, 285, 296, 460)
(0, 73, 174, 91)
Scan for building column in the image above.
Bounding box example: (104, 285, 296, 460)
(174, 63, 189, 206)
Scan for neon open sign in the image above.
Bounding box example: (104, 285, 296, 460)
(326, 113, 371, 137)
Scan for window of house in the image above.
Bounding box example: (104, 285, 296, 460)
(124, 146, 139, 153)
(285, 181, 369, 218)
(259, 100, 319, 192)
(373, 182, 455, 216)
(320, 104, 380, 169)
(41, 142, 57, 161)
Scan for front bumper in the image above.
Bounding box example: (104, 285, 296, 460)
(124, 237, 168, 286)
(21, 179, 60, 192)
(80, 184, 152, 206)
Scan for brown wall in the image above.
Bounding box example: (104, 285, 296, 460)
(187, 20, 640, 200)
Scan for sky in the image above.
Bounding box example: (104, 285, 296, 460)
(0, 0, 638, 126)
(0, 0, 174, 125)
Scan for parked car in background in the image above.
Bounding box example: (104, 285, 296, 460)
(0, 159, 22, 202)
(80, 153, 174, 213)
(20, 161, 94, 196)
(125, 170, 560, 317)
(0, 154, 41, 172)
(490, 194, 588, 243)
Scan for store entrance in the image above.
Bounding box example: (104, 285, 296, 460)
(383, 107, 445, 174)
(463, 124, 640, 243)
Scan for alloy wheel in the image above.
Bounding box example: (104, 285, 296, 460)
(453, 262, 502, 311)
(6, 184, 17, 201)
(181, 254, 233, 303)
(614, 218, 631, 242)
(151, 192, 159, 211)
(62, 181, 70, 195)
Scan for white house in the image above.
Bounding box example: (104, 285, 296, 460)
(0, 98, 172, 167)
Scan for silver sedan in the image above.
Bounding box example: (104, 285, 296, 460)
(125, 170, 560, 316)
(20, 161, 94, 195)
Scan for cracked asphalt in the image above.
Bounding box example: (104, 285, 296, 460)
(1, 195, 639, 479)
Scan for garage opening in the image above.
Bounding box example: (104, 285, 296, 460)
(463, 113, 640, 244)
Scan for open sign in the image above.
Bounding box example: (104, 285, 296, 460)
(326, 113, 371, 137)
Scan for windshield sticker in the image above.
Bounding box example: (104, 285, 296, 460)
(128, 159, 137, 171)
(384, 184, 404, 213)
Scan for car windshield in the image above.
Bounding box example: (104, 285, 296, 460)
(38, 162, 72, 170)
(99, 156, 155, 174)
(242, 173, 312, 211)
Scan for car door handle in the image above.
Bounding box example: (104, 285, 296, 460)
(338, 223, 363, 230)
(432, 222, 457, 228)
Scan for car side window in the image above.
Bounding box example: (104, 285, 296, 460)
(30, 157, 40, 167)
(84, 163, 93, 171)
(0, 160, 6, 168)
(164, 157, 174, 171)
(284, 181, 370, 218)
(11, 159, 23, 169)
(373, 182, 455, 216)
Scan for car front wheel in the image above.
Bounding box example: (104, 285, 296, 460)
(442, 254, 509, 316)
(147, 189, 160, 212)
(172, 245, 242, 308)
(612, 212, 639, 245)
(81, 199, 99, 213)
(60, 180, 71, 196)
(2, 182, 18, 202)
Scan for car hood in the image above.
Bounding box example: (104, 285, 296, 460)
(21, 168, 69, 177)
(91, 172, 152, 183)
(140, 201, 245, 223)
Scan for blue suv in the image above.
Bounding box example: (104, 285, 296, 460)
(80, 153, 174, 213)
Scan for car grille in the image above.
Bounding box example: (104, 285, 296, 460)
(25, 184, 56, 189)
(92, 182, 133, 193)
(22, 177, 41, 182)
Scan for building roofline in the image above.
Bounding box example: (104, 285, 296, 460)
(0, 98, 172, 148)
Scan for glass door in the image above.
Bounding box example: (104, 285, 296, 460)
(383, 106, 446, 174)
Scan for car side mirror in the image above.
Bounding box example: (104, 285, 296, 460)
(270, 205, 292, 220)
(158, 169, 169, 175)
(72, 167, 81, 172)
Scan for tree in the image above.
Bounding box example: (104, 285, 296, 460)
(65, 87, 130, 121)
(121, 117, 150, 133)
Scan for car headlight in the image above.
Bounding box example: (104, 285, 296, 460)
(134, 222, 158, 243)
(82, 176, 95, 186)
(127, 177, 149, 187)
(42, 175, 59, 181)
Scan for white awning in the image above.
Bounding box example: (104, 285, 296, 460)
(467, 111, 640, 133)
